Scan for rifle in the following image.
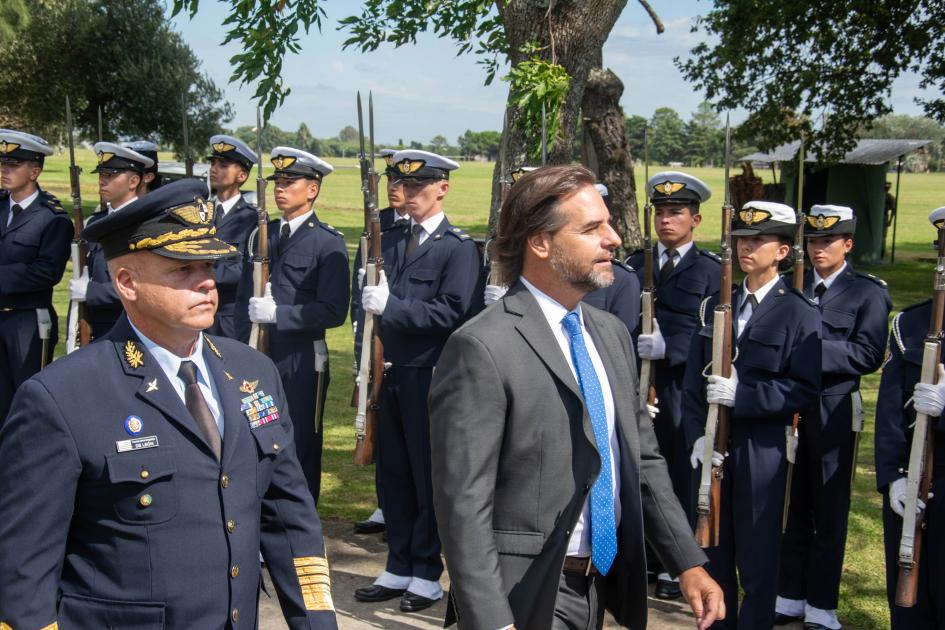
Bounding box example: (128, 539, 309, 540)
(694, 117, 734, 548)
(65, 96, 91, 353)
(247, 106, 270, 354)
(353, 91, 384, 467)
(97, 105, 105, 213)
(639, 126, 657, 413)
(895, 214, 945, 607)
(181, 91, 194, 178)
(485, 112, 511, 285)
(783, 138, 806, 533)
(541, 101, 548, 166)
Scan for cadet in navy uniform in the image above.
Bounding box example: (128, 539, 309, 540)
(0, 179, 337, 629)
(123, 139, 163, 193)
(682, 201, 821, 629)
(351, 148, 409, 536)
(237, 147, 349, 504)
(69, 142, 154, 340)
(0, 130, 72, 421)
(626, 171, 720, 599)
(355, 150, 479, 612)
(777, 205, 891, 630)
(874, 206, 945, 630)
(206, 135, 259, 339)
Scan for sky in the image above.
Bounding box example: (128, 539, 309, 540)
(168, 1, 930, 146)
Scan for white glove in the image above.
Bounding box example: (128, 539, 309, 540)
(484, 284, 508, 306)
(357, 267, 366, 291)
(248, 282, 277, 324)
(706, 366, 738, 408)
(690, 436, 726, 470)
(362, 270, 389, 315)
(889, 477, 929, 518)
(913, 365, 945, 417)
(68, 268, 89, 301)
(637, 319, 666, 360)
(646, 402, 659, 420)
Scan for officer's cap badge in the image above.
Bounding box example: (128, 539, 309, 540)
(655, 181, 686, 195)
(169, 196, 214, 226)
(0, 141, 19, 154)
(240, 379, 259, 394)
(396, 159, 426, 175)
(97, 151, 115, 164)
(739, 209, 771, 225)
(272, 155, 297, 170)
(383, 154, 394, 167)
(124, 340, 144, 369)
(807, 214, 840, 230)
(212, 141, 237, 153)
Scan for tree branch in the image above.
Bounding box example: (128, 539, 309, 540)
(637, 0, 664, 34)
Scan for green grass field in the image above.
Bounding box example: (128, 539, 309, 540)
(34, 151, 945, 629)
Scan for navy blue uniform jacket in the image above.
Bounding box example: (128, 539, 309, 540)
(84, 209, 124, 335)
(0, 316, 338, 629)
(209, 195, 258, 338)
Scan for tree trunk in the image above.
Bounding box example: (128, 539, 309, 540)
(490, 0, 628, 219)
(581, 67, 642, 255)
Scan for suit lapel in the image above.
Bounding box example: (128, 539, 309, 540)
(739, 278, 788, 339)
(665, 245, 697, 283)
(583, 309, 636, 447)
(819, 265, 856, 308)
(278, 213, 312, 257)
(402, 219, 449, 271)
(3, 198, 39, 235)
(202, 339, 245, 468)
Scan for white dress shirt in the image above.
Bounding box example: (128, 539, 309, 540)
(736, 273, 782, 339)
(128, 320, 224, 436)
(280, 209, 314, 238)
(812, 262, 847, 304)
(410, 211, 445, 246)
(520, 277, 621, 557)
(657, 239, 694, 270)
(6, 188, 39, 226)
(214, 193, 242, 220)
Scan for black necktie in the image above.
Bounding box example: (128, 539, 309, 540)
(278, 223, 291, 253)
(659, 248, 676, 284)
(814, 282, 827, 300)
(178, 360, 222, 461)
(394, 216, 409, 227)
(10, 203, 22, 221)
(741, 293, 759, 315)
(214, 202, 225, 225)
(406, 223, 423, 257)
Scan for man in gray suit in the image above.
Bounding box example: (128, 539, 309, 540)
(429, 165, 724, 630)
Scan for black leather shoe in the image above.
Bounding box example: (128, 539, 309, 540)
(353, 519, 386, 535)
(774, 613, 803, 625)
(400, 591, 438, 612)
(354, 584, 406, 602)
(654, 578, 682, 600)
(804, 624, 834, 630)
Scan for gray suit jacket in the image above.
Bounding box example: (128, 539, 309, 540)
(429, 281, 707, 630)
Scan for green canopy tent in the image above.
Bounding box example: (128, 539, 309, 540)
(741, 139, 931, 264)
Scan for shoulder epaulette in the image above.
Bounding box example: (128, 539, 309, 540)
(319, 222, 344, 238)
(856, 271, 888, 288)
(699, 296, 711, 327)
(891, 312, 906, 354)
(613, 259, 635, 273)
(789, 286, 818, 307)
(901, 299, 931, 315)
(625, 248, 644, 260)
(382, 221, 408, 233)
(39, 190, 65, 213)
(699, 248, 721, 263)
(445, 226, 471, 241)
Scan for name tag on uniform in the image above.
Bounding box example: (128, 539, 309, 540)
(241, 390, 281, 429)
(116, 435, 160, 453)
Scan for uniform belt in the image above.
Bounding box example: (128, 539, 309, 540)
(562, 556, 597, 576)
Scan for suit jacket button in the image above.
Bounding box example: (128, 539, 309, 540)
(139, 469, 150, 479)
(231, 564, 239, 578)
(227, 519, 236, 533)
(139, 494, 152, 507)
(272, 443, 280, 452)
(566, 529, 571, 537)
(221, 474, 230, 488)
(232, 608, 239, 622)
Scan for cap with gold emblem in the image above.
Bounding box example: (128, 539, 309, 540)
(510, 166, 538, 184)
(804, 204, 856, 236)
(379, 148, 398, 177)
(646, 171, 711, 206)
(122, 140, 160, 175)
(0, 130, 54, 164)
(206, 134, 257, 171)
(929, 206, 945, 229)
(391, 149, 459, 182)
(267, 146, 333, 181)
(82, 178, 238, 261)
(731, 200, 797, 237)
(92, 142, 154, 174)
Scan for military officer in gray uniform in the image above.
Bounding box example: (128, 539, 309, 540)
(0, 179, 338, 630)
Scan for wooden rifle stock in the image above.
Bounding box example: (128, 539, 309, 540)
(65, 96, 90, 352)
(895, 224, 945, 606)
(639, 126, 657, 409)
(248, 107, 269, 354)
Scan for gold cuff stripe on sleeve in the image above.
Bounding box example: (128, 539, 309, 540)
(1, 623, 60, 630)
(294, 556, 334, 612)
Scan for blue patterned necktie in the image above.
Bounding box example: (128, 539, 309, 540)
(562, 311, 617, 575)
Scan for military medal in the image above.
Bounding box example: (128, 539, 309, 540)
(124, 415, 144, 435)
(240, 390, 280, 429)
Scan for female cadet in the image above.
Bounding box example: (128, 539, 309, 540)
(681, 201, 822, 629)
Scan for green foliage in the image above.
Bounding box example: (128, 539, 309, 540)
(647, 107, 687, 165)
(503, 56, 570, 163)
(0, 0, 231, 153)
(677, 1, 945, 163)
(172, 0, 326, 122)
(0, 0, 29, 45)
(338, 0, 505, 84)
(457, 129, 501, 160)
(861, 114, 945, 172)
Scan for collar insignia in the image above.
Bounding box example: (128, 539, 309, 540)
(396, 159, 425, 175)
(738, 209, 771, 225)
(655, 181, 685, 195)
(223, 370, 235, 381)
(146, 378, 159, 392)
(272, 155, 297, 170)
(98, 151, 115, 164)
(205, 336, 222, 358)
(807, 215, 840, 230)
(124, 340, 144, 369)
(212, 141, 236, 153)
(240, 379, 259, 394)
(0, 141, 20, 154)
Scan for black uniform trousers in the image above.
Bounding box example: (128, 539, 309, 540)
(376, 366, 442, 581)
(0, 308, 57, 420)
(651, 363, 697, 521)
(779, 392, 856, 610)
